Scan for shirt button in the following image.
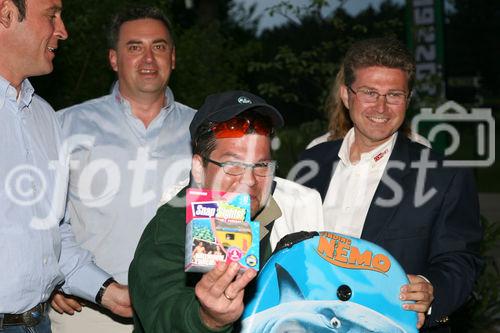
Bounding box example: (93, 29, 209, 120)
(43, 258, 48, 265)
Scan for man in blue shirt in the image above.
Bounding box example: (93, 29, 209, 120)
(0, 0, 131, 332)
(49, 5, 195, 333)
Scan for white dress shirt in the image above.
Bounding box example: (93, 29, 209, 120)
(322, 129, 397, 237)
(58, 84, 195, 284)
(0, 76, 109, 313)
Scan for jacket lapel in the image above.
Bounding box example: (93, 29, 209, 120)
(361, 134, 412, 243)
(305, 142, 342, 200)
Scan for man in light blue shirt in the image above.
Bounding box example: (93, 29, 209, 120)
(0, 0, 131, 332)
(49, 6, 195, 333)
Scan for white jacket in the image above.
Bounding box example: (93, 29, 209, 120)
(269, 177, 324, 251)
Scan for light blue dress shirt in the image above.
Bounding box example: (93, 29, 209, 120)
(0, 76, 110, 314)
(58, 84, 195, 284)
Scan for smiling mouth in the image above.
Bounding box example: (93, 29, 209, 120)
(139, 69, 157, 74)
(367, 116, 389, 123)
(250, 195, 261, 206)
(47, 47, 57, 53)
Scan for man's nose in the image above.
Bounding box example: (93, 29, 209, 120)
(374, 94, 390, 112)
(239, 167, 257, 187)
(55, 17, 68, 40)
(143, 47, 154, 63)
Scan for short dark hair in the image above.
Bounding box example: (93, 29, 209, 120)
(107, 5, 174, 49)
(12, 0, 26, 21)
(192, 111, 274, 166)
(192, 123, 218, 166)
(343, 38, 416, 91)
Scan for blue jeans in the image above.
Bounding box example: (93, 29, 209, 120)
(0, 316, 51, 333)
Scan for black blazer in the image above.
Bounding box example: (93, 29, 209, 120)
(296, 133, 483, 331)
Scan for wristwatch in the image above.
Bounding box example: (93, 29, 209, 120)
(95, 277, 117, 305)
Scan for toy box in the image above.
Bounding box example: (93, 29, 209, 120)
(184, 188, 260, 273)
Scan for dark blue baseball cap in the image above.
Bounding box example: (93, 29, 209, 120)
(189, 90, 284, 140)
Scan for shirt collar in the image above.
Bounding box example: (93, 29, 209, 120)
(0, 76, 10, 110)
(0, 76, 34, 111)
(339, 128, 398, 166)
(112, 82, 130, 114)
(111, 82, 174, 115)
(18, 80, 35, 109)
(255, 196, 282, 241)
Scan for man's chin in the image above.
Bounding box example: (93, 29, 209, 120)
(138, 81, 167, 93)
(35, 62, 54, 77)
(250, 205, 261, 220)
(252, 201, 269, 220)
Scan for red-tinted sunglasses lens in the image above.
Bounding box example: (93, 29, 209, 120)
(211, 118, 250, 138)
(252, 118, 273, 135)
(211, 117, 272, 139)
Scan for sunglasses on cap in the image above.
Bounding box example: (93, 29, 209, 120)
(209, 115, 274, 139)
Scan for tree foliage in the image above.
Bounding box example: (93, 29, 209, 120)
(445, 0, 500, 106)
(31, 0, 259, 110)
(250, 0, 406, 125)
(450, 216, 500, 331)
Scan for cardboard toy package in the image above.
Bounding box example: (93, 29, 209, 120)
(184, 188, 260, 273)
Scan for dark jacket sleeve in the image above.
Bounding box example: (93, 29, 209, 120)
(129, 203, 232, 333)
(423, 167, 483, 326)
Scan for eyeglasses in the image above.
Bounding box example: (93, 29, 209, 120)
(203, 156, 276, 177)
(348, 86, 409, 105)
(209, 116, 274, 139)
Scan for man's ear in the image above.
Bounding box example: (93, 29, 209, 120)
(108, 49, 118, 72)
(191, 154, 205, 186)
(0, 0, 15, 28)
(339, 84, 350, 109)
(171, 47, 176, 70)
(406, 90, 413, 108)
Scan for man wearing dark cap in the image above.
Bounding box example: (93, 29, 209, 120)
(128, 90, 324, 332)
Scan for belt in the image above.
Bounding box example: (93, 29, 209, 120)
(0, 303, 48, 328)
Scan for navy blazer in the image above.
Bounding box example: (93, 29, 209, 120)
(296, 133, 483, 331)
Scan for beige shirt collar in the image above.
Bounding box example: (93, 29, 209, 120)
(255, 196, 282, 241)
